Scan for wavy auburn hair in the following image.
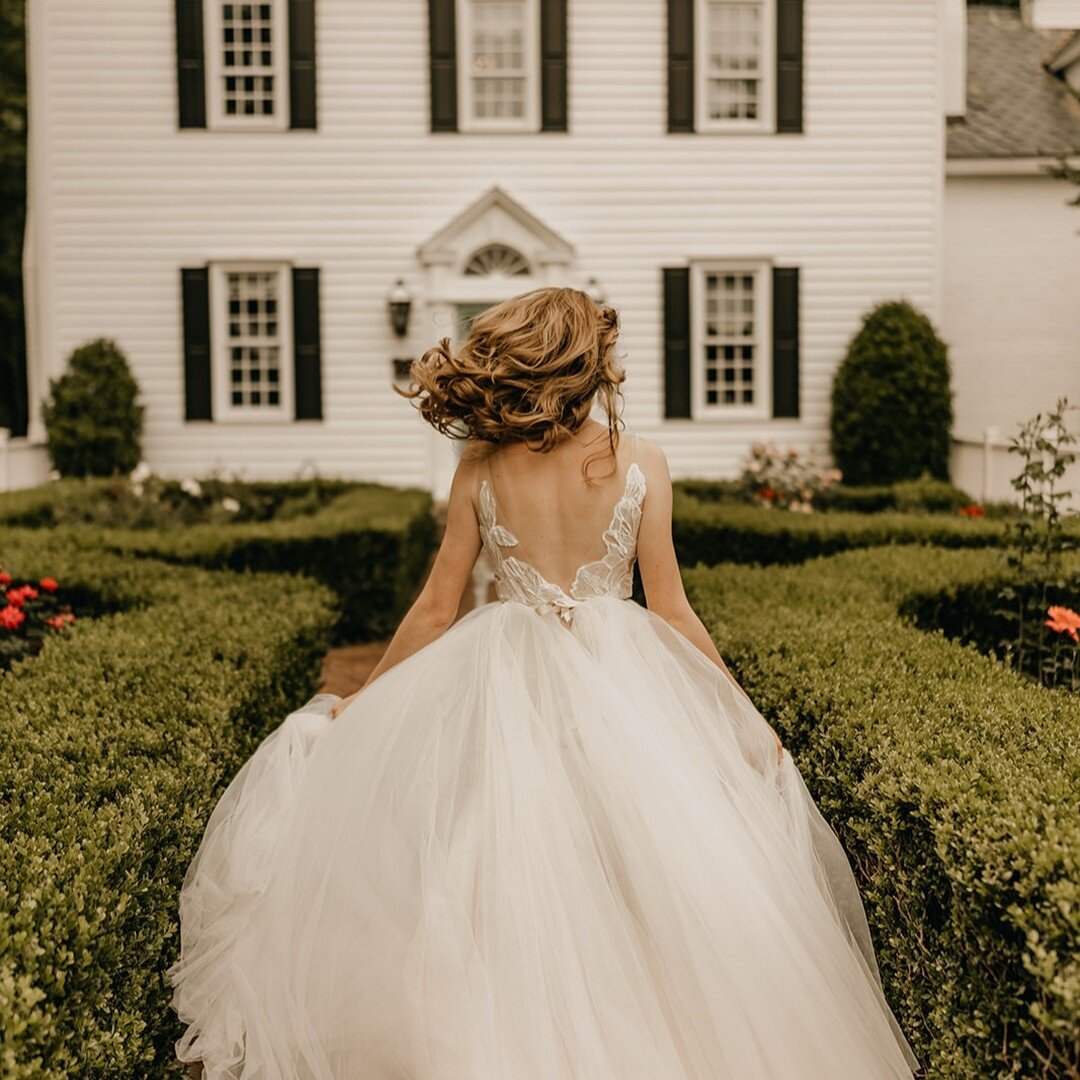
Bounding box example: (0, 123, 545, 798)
(399, 287, 626, 480)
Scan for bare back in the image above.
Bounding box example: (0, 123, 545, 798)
(473, 422, 643, 602)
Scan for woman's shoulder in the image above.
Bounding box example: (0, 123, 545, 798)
(627, 433, 669, 470)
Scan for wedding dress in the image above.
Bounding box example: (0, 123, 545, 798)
(169, 440, 920, 1079)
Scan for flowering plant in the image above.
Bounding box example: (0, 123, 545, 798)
(1044, 605, 1079, 691)
(958, 504, 986, 519)
(738, 442, 842, 513)
(0, 568, 76, 670)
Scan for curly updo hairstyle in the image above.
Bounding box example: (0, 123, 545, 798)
(399, 287, 626, 481)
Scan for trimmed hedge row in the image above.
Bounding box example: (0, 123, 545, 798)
(0, 532, 338, 1077)
(684, 546, 1080, 1078)
(0, 477, 356, 529)
(672, 489, 1017, 566)
(1, 483, 436, 643)
(676, 475, 974, 515)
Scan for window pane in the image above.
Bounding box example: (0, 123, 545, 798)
(706, 1, 763, 122)
(220, 0, 276, 120)
(471, 0, 528, 121)
(701, 269, 758, 408)
(226, 270, 284, 411)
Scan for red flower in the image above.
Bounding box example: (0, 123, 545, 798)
(759, 486, 777, 502)
(959, 504, 985, 519)
(1045, 606, 1080, 643)
(39, 577, 59, 592)
(5, 587, 26, 608)
(19, 586, 38, 602)
(46, 613, 74, 631)
(0, 571, 11, 586)
(0, 605, 25, 631)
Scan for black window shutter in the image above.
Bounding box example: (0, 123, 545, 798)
(175, 0, 207, 129)
(429, 0, 458, 132)
(288, 0, 317, 129)
(181, 268, 212, 421)
(293, 268, 323, 420)
(663, 267, 692, 419)
(667, 0, 694, 133)
(776, 0, 804, 134)
(771, 266, 800, 418)
(540, 0, 568, 132)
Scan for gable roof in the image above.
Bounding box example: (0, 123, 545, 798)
(416, 186, 575, 265)
(947, 6, 1080, 159)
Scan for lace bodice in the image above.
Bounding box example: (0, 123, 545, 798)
(477, 462, 647, 624)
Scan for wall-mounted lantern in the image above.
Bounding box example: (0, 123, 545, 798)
(386, 279, 413, 338)
(585, 277, 606, 305)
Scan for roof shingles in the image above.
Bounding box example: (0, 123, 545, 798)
(948, 7, 1080, 159)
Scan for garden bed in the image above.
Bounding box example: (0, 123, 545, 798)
(0, 531, 338, 1077)
(685, 545, 1080, 1078)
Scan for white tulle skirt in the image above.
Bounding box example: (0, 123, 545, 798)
(169, 596, 920, 1079)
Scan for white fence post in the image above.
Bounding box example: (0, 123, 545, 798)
(0, 428, 9, 493)
(982, 427, 1000, 503)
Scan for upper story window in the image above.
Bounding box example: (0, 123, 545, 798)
(696, 0, 775, 132)
(212, 263, 294, 419)
(205, 2, 290, 129)
(691, 261, 771, 416)
(456, 0, 540, 132)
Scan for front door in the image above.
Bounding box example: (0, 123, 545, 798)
(426, 301, 498, 501)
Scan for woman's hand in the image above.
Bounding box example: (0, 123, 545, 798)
(330, 691, 360, 720)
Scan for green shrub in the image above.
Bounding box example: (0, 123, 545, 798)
(902, 574, 1080, 690)
(677, 475, 976, 515)
(671, 488, 1013, 567)
(90, 484, 436, 642)
(830, 301, 953, 485)
(812, 475, 974, 514)
(0, 481, 436, 643)
(0, 475, 354, 530)
(0, 532, 337, 1077)
(684, 546, 1080, 1078)
(42, 339, 144, 477)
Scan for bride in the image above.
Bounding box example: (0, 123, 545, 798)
(169, 287, 920, 1078)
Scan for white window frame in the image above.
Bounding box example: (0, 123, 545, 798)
(204, 0, 291, 131)
(456, 0, 541, 133)
(210, 262, 295, 423)
(694, 0, 776, 133)
(690, 260, 772, 420)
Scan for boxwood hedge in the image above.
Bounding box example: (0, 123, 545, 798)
(685, 546, 1080, 1078)
(672, 489, 1016, 567)
(0, 482, 436, 643)
(0, 533, 337, 1077)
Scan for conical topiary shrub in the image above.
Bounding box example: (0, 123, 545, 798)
(43, 338, 144, 477)
(830, 300, 953, 486)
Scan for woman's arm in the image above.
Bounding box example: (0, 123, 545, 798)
(635, 440, 782, 764)
(330, 455, 483, 718)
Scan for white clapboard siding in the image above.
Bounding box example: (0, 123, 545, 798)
(944, 174, 1080, 442)
(27, 0, 944, 486)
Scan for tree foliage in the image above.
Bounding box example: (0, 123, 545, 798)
(43, 338, 144, 477)
(0, 0, 26, 435)
(830, 300, 954, 486)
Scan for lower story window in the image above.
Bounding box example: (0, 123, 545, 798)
(691, 261, 770, 416)
(212, 263, 293, 419)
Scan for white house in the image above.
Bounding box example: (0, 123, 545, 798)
(5, 0, 1077, 497)
(944, 2, 1080, 502)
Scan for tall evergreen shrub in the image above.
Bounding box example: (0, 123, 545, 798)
(830, 300, 953, 486)
(43, 339, 144, 477)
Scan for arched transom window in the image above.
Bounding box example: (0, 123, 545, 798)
(463, 244, 531, 277)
